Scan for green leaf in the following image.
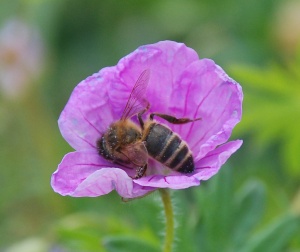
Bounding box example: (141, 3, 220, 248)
(57, 228, 105, 252)
(233, 180, 266, 249)
(229, 60, 300, 176)
(241, 214, 300, 252)
(195, 167, 235, 251)
(102, 236, 160, 252)
(282, 122, 300, 176)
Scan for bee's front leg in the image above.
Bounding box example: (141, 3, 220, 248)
(132, 164, 147, 179)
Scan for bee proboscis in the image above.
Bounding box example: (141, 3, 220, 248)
(97, 69, 201, 179)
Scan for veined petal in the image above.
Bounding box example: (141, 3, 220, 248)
(58, 67, 117, 151)
(73, 168, 154, 198)
(169, 59, 243, 159)
(51, 151, 108, 196)
(133, 174, 200, 189)
(193, 140, 243, 181)
(51, 151, 154, 198)
(110, 40, 199, 117)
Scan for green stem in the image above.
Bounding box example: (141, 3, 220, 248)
(159, 188, 174, 252)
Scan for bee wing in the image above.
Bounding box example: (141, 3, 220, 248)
(121, 69, 150, 120)
(120, 141, 148, 167)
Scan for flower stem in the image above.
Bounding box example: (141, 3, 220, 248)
(159, 188, 174, 252)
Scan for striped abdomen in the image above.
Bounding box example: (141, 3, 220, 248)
(142, 122, 194, 173)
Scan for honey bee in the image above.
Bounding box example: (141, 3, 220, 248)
(97, 69, 201, 179)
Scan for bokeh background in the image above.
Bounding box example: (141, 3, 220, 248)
(1, 0, 300, 251)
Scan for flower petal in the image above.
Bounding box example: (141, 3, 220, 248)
(193, 140, 243, 181)
(58, 67, 118, 151)
(110, 40, 199, 117)
(133, 174, 200, 189)
(51, 151, 154, 198)
(51, 151, 109, 196)
(73, 168, 154, 198)
(169, 59, 243, 159)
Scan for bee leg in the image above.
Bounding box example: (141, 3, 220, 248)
(137, 101, 150, 130)
(149, 113, 201, 124)
(132, 164, 147, 179)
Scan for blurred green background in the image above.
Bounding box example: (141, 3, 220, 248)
(1, 0, 300, 251)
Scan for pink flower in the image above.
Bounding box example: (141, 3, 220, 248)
(51, 41, 243, 199)
(0, 18, 44, 99)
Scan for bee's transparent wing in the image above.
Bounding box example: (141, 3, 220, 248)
(121, 69, 150, 120)
(120, 141, 148, 167)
